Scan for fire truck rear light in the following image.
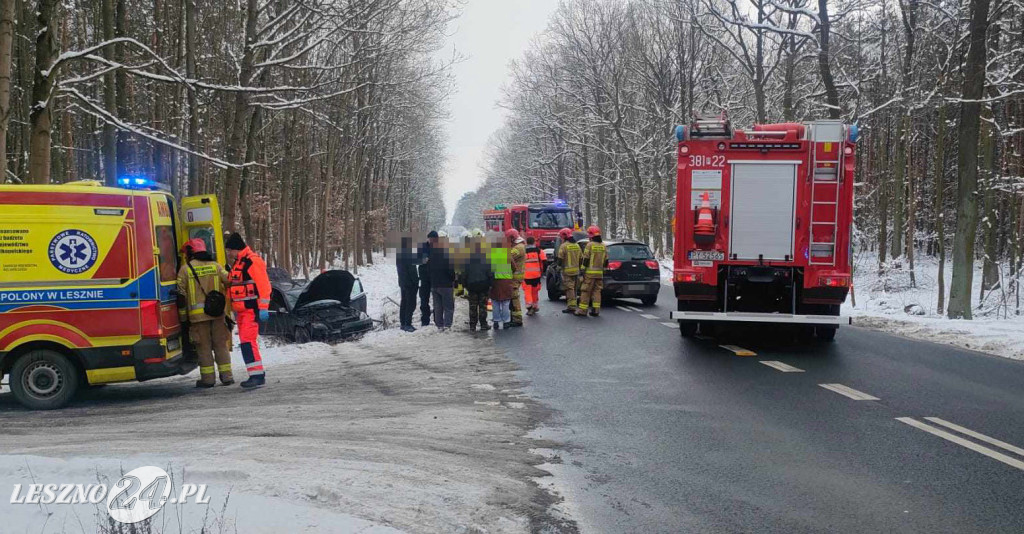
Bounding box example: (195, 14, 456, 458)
(675, 272, 702, 283)
(717, 142, 726, 151)
(143, 357, 163, 364)
(644, 260, 659, 270)
(844, 146, 853, 155)
(140, 300, 163, 338)
(679, 145, 689, 155)
(819, 276, 849, 288)
(608, 261, 622, 270)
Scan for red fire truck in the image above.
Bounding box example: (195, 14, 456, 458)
(483, 200, 577, 255)
(669, 117, 858, 341)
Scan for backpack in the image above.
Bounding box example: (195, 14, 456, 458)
(188, 262, 227, 317)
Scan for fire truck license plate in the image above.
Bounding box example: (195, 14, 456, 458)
(688, 250, 724, 261)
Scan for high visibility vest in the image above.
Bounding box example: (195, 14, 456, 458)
(583, 242, 607, 278)
(229, 247, 271, 313)
(490, 247, 512, 280)
(524, 247, 544, 280)
(558, 242, 582, 276)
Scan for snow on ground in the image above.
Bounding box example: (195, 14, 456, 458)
(844, 252, 1024, 361)
(0, 296, 561, 533)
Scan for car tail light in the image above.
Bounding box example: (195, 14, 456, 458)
(819, 276, 849, 288)
(674, 272, 702, 283)
(645, 260, 659, 270)
(607, 261, 622, 270)
(140, 300, 163, 338)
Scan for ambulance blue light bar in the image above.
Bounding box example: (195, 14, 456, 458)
(117, 176, 169, 191)
(553, 199, 567, 206)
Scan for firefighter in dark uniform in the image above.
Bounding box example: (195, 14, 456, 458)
(556, 228, 582, 313)
(177, 238, 232, 387)
(576, 225, 608, 317)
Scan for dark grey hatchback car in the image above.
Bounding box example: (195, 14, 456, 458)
(546, 239, 661, 306)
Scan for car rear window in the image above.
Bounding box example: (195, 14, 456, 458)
(607, 244, 653, 261)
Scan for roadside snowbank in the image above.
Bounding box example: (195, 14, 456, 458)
(0, 310, 556, 533)
(844, 253, 1024, 361)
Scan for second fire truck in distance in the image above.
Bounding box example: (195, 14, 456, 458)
(483, 200, 578, 259)
(669, 117, 858, 341)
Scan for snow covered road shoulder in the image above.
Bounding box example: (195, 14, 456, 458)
(0, 331, 564, 533)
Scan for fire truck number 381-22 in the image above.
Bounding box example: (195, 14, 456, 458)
(687, 154, 725, 167)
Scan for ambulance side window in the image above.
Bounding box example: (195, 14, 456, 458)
(156, 226, 178, 282)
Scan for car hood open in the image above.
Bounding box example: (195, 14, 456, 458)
(293, 270, 354, 309)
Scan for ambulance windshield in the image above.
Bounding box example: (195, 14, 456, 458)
(528, 209, 572, 229)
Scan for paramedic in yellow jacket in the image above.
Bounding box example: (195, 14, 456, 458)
(576, 226, 608, 317)
(177, 238, 233, 387)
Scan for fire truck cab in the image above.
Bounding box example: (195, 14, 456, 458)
(0, 179, 225, 409)
(669, 118, 858, 341)
(483, 200, 577, 257)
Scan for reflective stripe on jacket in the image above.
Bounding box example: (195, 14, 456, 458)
(176, 259, 229, 322)
(583, 242, 607, 277)
(229, 247, 271, 312)
(524, 246, 545, 280)
(558, 242, 582, 276)
(510, 242, 527, 281)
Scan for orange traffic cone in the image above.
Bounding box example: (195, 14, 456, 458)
(694, 192, 715, 244)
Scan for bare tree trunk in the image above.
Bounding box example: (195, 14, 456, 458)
(935, 104, 947, 313)
(948, 0, 993, 319)
(222, 0, 258, 232)
(0, 0, 14, 175)
(817, 0, 840, 119)
(100, 0, 116, 185)
(27, 0, 59, 184)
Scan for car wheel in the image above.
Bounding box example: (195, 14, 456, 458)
(640, 295, 657, 306)
(10, 349, 81, 410)
(679, 321, 698, 338)
(815, 326, 837, 342)
(294, 327, 312, 344)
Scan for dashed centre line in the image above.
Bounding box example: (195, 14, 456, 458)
(760, 361, 805, 373)
(616, 306, 634, 312)
(625, 305, 643, 312)
(819, 383, 879, 401)
(897, 417, 1024, 471)
(660, 322, 677, 328)
(924, 417, 1024, 458)
(640, 314, 660, 320)
(719, 345, 757, 357)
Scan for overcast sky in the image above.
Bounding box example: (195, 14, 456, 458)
(440, 0, 559, 223)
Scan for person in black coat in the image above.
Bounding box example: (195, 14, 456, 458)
(417, 231, 436, 326)
(429, 235, 457, 329)
(396, 236, 419, 332)
(460, 239, 493, 331)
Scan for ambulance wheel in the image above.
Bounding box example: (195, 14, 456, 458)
(679, 321, 698, 338)
(815, 326, 837, 342)
(10, 350, 81, 410)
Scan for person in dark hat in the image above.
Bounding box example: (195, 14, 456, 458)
(224, 232, 270, 389)
(417, 231, 438, 327)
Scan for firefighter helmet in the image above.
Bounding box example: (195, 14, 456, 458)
(587, 225, 601, 238)
(181, 238, 207, 255)
(504, 228, 520, 241)
(559, 227, 573, 240)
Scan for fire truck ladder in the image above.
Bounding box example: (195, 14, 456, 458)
(809, 147, 840, 266)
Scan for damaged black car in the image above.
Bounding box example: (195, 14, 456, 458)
(265, 270, 373, 343)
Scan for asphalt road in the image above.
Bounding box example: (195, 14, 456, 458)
(494, 281, 1024, 533)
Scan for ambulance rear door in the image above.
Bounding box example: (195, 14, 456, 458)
(179, 195, 227, 266)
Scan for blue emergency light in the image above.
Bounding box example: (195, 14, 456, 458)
(553, 199, 567, 206)
(117, 176, 169, 191)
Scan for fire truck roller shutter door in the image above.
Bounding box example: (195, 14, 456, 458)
(729, 162, 798, 261)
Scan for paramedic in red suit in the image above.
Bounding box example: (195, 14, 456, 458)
(225, 233, 271, 389)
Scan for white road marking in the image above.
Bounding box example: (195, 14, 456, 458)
(760, 361, 805, 373)
(640, 314, 660, 320)
(625, 306, 643, 312)
(660, 322, 677, 328)
(818, 383, 879, 401)
(616, 306, 634, 312)
(924, 417, 1024, 458)
(897, 417, 1024, 471)
(719, 345, 757, 356)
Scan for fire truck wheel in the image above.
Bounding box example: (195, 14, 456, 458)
(679, 321, 698, 338)
(640, 295, 657, 306)
(815, 326, 837, 342)
(10, 349, 81, 410)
